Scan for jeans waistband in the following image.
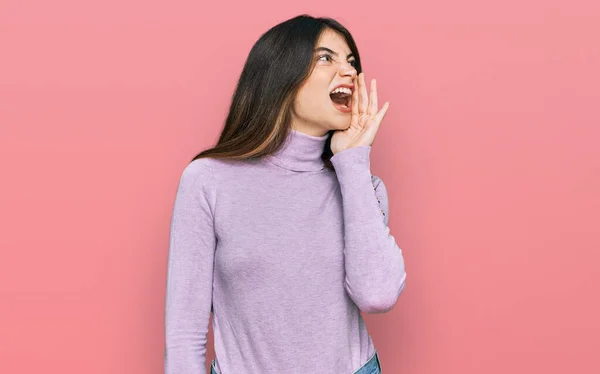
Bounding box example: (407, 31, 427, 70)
(210, 350, 381, 374)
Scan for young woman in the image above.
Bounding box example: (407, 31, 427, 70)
(164, 14, 407, 374)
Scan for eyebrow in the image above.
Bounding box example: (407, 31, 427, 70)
(314, 47, 355, 60)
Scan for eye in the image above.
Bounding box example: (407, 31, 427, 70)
(317, 54, 333, 62)
(349, 60, 357, 67)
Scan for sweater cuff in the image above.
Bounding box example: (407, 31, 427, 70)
(329, 145, 372, 176)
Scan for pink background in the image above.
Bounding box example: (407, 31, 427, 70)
(1, 1, 599, 373)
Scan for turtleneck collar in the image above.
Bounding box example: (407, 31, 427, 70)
(265, 129, 329, 172)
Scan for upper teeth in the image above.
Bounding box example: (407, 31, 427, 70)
(331, 87, 352, 95)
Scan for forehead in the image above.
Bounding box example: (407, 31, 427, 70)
(315, 29, 352, 56)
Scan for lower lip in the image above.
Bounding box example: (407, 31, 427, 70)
(331, 99, 352, 113)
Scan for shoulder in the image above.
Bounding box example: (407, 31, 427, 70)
(179, 157, 215, 184)
(183, 157, 214, 176)
(176, 158, 217, 204)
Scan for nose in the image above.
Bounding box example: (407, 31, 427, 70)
(339, 61, 357, 79)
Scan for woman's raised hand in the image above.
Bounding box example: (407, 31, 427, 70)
(330, 72, 390, 155)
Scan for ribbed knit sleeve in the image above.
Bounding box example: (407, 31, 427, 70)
(164, 159, 217, 374)
(330, 145, 407, 314)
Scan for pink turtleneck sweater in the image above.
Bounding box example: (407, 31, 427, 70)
(164, 129, 407, 374)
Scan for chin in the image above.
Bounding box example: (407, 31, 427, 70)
(329, 121, 351, 131)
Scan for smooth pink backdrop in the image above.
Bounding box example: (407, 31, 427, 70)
(1, 1, 599, 373)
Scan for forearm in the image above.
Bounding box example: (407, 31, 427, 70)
(330, 145, 407, 313)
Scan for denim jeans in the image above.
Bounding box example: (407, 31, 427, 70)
(210, 350, 381, 374)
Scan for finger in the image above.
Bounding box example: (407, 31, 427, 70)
(368, 79, 378, 116)
(374, 102, 390, 125)
(359, 73, 368, 114)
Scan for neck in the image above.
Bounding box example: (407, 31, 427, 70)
(265, 129, 329, 172)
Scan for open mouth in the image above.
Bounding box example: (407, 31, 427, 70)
(329, 86, 352, 111)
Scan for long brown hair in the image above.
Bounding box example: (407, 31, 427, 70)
(190, 14, 362, 171)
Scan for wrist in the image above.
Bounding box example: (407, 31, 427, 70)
(330, 145, 372, 174)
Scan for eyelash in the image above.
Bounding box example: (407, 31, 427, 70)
(318, 54, 357, 67)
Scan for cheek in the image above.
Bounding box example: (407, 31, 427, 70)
(292, 71, 336, 119)
(295, 85, 328, 113)
(303, 73, 330, 99)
